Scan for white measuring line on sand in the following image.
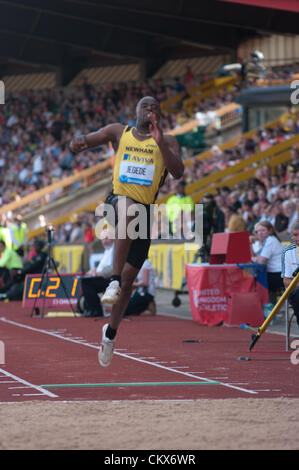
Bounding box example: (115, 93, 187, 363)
(0, 317, 257, 395)
(0, 367, 58, 398)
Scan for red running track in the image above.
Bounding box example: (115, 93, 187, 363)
(0, 303, 298, 402)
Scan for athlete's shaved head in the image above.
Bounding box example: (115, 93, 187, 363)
(136, 96, 160, 113)
(136, 96, 161, 129)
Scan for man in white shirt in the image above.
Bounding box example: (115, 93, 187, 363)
(124, 259, 156, 316)
(281, 219, 299, 327)
(252, 221, 284, 304)
(80, 229, 114, 317)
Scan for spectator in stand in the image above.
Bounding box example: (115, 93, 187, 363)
(284, 164, 298, 184)
(280, 106, 298, 133)
(282, 200, 298, 234)
(251, 221, 284, 304)
(271, 199, 289, 235)
(202, 193, 225, 234)
(61, 224, 72, 243)
(80, 228, 114, 318)
(69, 221, 84, 243)
(247, 207, 261, 235)
(245, 188, 258, 205)
(227, 206, 246, 232)
(257, 186, 269, 206)
(281, 218, 299, 328)
(124, 259, 156, 316)
(276, 183, 287, 201)
(219, 186, 231, 202)
(267, 174, 281, 202)
(241, 199, 256, 230)
(228, 191, 242, 212)
(285, 182, 299, 202)
(255, 188, 270, 222)
(290, 145, 299, 166)
(214, 194, 227, 213)
(183, 66, 195, 90)
(83, 222, 95, 243)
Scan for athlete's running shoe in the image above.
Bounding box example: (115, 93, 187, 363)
(98, 323, 115, 367)
(101, 280, 121, 304)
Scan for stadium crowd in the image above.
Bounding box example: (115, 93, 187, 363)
(2, 61, 297, 207)
(49, 128, 299, 246)
(0, 72, 222, 206)
(0, 62, 298, 249)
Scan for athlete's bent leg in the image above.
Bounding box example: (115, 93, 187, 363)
(102, 197, 140, 304)
(98, 263, 139, 367)
(110, 263, 139, 329)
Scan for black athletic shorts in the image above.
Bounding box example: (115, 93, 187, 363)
(104, 192, 153, 270)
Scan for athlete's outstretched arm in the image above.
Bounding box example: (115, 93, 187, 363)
(70, 123, 124, 153)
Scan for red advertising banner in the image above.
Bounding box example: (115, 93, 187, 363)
(186, 264, 269, 326)
(219, 0, 299, 13)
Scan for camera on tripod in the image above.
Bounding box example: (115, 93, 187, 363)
(46, 224, 54, 244)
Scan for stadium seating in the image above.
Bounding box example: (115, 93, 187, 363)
(1, 60, 298, 246)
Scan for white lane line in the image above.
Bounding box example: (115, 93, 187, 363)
(8, 386, 32, 389)
(23, 393, 46, 397)
(0, 317, 257, 395)
(167, 366, 190, 370)
(0, 367, 58, 398)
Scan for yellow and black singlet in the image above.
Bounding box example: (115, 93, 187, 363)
(112, 126, 167, 205)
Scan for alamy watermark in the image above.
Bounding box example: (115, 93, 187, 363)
(290, 80, 299, 105)
(290, 340, 299, 365)
(94, 200, 203, 246)
(0, 340, 5, 365)
(0, 80, 4, 104)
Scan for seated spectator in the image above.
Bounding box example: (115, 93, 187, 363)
(199, 193, 225, 262)
(183, 65, 195, 90)
(251, 221, 284, 304)
(124, 259, 156, 316)
(285, 182, 298, 202)
(69, 221, 84, 243)
(280, 106, 298, 133)
(272, 199, 289, 235)
(83, 222, 95, 243)
(80, 228, 114, 317)
(281, 218, 299, 327)
(241, 199, 258, 232)
(257, 187, 269, 206)
(61, 224, 73, 243)
(246, 188, 258, 205)
(227, 206, 246, 232)
(219, 186, 231, 201)
(290, 144, 299, 166)
(202, 193, 225, 234)
(228, 191, 242, 212)
(267, 174, 280, 202)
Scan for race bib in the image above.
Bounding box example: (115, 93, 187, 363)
(119, 160, 155, 186)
